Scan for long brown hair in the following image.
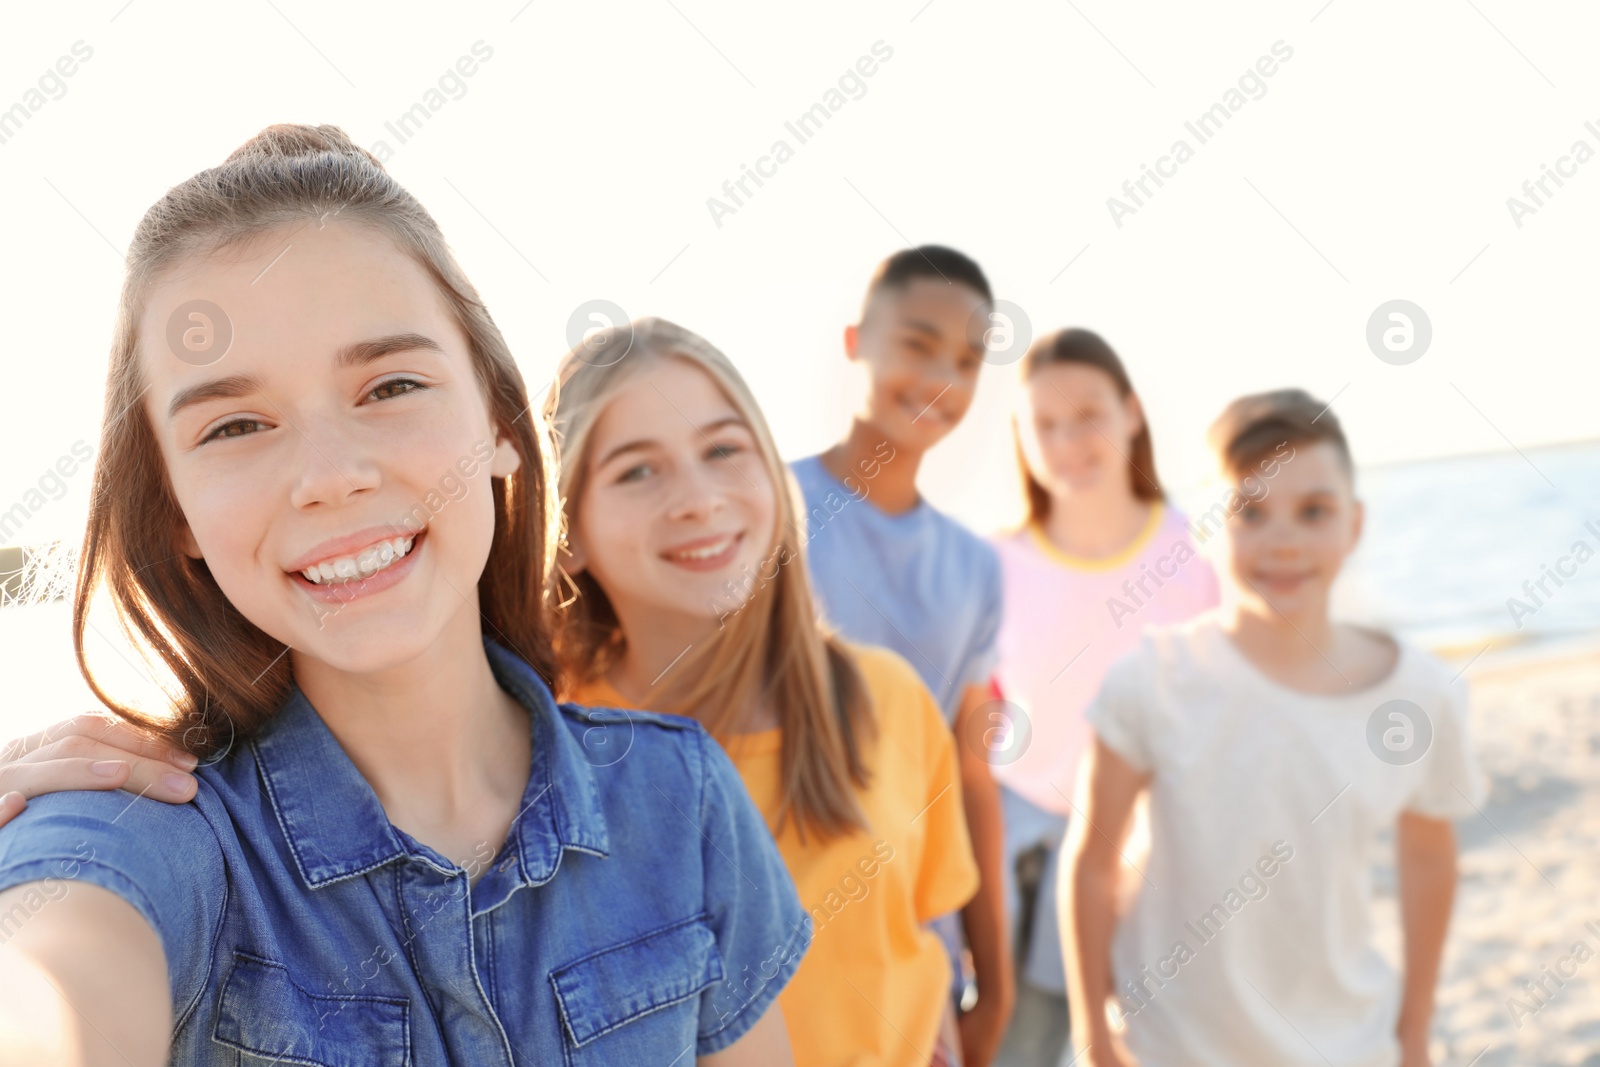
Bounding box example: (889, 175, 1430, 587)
(73, 124, 560, 758)
(546, 318, 876, 843)
(1016, 327, 1163, 524)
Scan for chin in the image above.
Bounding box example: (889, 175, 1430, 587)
(291, 613, 442, 674)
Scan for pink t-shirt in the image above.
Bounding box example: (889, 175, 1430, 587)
(989, 502, 1220, 815)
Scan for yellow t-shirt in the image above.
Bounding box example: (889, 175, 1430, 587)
(571, 643, 979, 1067)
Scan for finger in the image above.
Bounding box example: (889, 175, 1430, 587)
(1, 758, 195, 805)
(5, 736, 202, 805)
(0, 790, 24, 829)
(21, 733, 197, 781)
(6, 713, 196, 768)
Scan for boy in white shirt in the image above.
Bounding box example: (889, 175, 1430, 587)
(1063, 389, 1483, 1067)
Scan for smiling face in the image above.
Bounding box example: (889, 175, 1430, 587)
(569, 357, 778, 637)
(1018, 361, 1144, 500)
(1221, 440, 1362, 622)
(847, 277, 988, 450)
(139, 220, 520, 674)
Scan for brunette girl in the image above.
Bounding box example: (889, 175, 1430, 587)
(991, 329, 1219, 1064)
(0, 126, 802, 1066)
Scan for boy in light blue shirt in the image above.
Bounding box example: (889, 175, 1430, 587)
(790, 246, 1011, 1067)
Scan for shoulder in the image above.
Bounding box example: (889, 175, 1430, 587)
(0, 784, 224, 875)
(987, 523, 1028, 551)
(787, 454, 830, 497)
(1156, 502, 1197, 539)
(930, 506, 998, 559)
(840, 642, 943, 729)
(0, 786, 228, 1022)
(1120, 612, 1223, 684)
(553, 700, 735, 804)
(842, 640, 922, 692)
(557, 699, 705, 733)
(1386, 635, 1463, 703)
(1146, 503, 1211, 560)
(554, 700, 710, 770)
(924, 506, 1000, 585)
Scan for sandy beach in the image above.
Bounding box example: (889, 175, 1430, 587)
(1392, 641, 1600, 1067)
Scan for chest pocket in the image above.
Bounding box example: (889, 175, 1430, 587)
(551, 913, 724, 1063)
(213, 952, 412, 1067)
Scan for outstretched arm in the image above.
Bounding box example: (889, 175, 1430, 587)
(0, 882, 172, 1066)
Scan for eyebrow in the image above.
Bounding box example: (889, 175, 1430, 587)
(594, 416, 747, 469)
(900, 316, 986, 356)
(165, 333, 445, 421)
(897, 318, 944, 339)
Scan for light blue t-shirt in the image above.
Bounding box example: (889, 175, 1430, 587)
(790, 454, 1002, 724)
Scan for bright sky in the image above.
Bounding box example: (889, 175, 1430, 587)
(2, 0, 1596, 547)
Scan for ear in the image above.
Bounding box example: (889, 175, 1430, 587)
(843, 323, 860, 362)
(1123, 391, 1147, 440)
(490, 430, 522, 479)
(1348, 497, 1365, 550)
(176, 522, 202, 560)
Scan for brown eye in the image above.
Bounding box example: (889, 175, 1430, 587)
(202, 418, 268, 444)
(370, 378, 425, 402)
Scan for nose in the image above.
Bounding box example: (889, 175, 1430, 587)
(1260, 519, 1303, 556)
(286, 410, 381, 510)
(922, 356, 961, 391)
(663, 460, 727, 523)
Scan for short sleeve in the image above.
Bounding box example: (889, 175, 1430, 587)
(1405, 678, 1485, 819)
(693, 728, 811, 1054)
(963, 543, 1004, 692)
(911, 681, 980, 924)
(1085, 643, 1156, 774)
(0, 788, 224, 1023)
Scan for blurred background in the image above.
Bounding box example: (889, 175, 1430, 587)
(1, 2, 1596, 1062)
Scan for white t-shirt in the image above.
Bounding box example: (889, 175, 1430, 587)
(1086, 614, 1484, 1067)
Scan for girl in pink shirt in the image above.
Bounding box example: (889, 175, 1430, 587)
(990, 329, 1219, 1061)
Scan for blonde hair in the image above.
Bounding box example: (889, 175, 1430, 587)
(74, 124, 561, 756)
(545, 317, 876, 842)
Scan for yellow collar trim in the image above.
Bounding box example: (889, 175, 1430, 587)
(1027, 500, 1166, 573)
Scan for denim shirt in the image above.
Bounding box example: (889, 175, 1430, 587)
(0, 638, 811, 1065)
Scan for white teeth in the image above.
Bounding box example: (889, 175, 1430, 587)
(300, 536, 415, 585)
(671, 538, 732, 561)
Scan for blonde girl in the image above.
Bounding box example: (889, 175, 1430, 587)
(545, 317, 980, 1067)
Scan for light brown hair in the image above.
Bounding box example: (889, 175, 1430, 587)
(1016, 327, 1163, 523)
(1207, 388, 1350, 481)
(545, 318, 876, 843)
(73, 124, 560, 757)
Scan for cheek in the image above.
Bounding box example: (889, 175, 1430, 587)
(1310, 522, 1354, 562)
(1222, 528, 1260, 571)
(577, 493, 652, 581)
(174, 472, 269, 572)
(872, 357, 918, 396)
(945, 377, 979, 413)
(1108, 410, 1140, 447)
(741, 478, 779, 548)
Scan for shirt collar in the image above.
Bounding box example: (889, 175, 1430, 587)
(253, 637, 611, 890)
